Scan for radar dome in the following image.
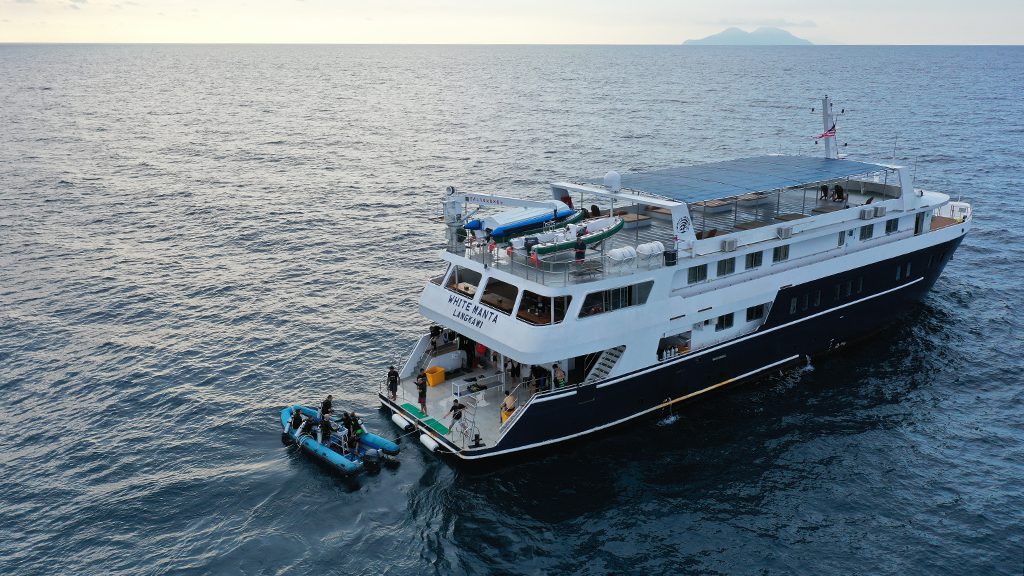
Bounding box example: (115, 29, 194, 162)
(603, 170, 621, 192)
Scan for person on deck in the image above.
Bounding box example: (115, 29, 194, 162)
(415, 370, 428, 414)
(387, 365, 399, 401)
(319, 395, 333, 418)
(500, 391, 517, 423)
(553, 364, 567, 388)
(444, 399, 468, 435)
(574, 235, 586, 263)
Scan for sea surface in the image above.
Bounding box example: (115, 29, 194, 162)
(1, 45, 1022, 575)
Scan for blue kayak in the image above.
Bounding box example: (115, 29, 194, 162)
(280, 405, 400, 475)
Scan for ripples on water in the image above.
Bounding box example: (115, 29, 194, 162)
(1, 45, 1022, 575)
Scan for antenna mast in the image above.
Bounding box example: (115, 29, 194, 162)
(821, 95, 838, 159)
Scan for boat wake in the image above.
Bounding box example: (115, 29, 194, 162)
(657, 414, 680, 426)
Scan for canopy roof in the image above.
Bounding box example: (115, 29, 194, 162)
(597, 155, 887, 203)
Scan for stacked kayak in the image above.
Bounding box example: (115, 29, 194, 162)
(280, 405, 400, 475)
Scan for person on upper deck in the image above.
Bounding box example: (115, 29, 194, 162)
(574, 235, 586, 263)
(387, 365, 399, 401)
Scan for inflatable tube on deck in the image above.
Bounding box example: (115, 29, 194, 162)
(419, 434, 439, 452)
(391, 413, 414, 432)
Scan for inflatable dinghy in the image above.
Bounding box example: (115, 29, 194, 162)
(465, 202, 579, 241)
(280, 405, 400, 475)
(510, 216, 624, 255)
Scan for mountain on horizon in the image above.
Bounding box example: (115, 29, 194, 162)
(683, 27, 813, 46)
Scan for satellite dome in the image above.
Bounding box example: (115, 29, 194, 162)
(603, 170, 621, 192)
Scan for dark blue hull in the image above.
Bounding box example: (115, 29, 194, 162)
(382, 235, 965, 460)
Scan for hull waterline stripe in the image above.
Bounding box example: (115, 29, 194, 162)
(459, 354, 801, 460)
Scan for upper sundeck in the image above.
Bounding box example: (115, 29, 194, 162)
(439, 153, 942, 289)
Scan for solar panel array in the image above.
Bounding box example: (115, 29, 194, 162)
(593, 155, 886, 203)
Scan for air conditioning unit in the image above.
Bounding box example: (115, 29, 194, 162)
(721, 238, 737, 252)
(777, 227, 793, 239)
(873, 205, 887, 218)
(860, 208, 874, 220)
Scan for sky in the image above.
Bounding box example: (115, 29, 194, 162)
(1, 0, 1022, 45)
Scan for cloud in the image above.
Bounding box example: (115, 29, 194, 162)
(705, 18, 817, 29)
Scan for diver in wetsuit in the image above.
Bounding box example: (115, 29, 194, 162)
(318, 415, 336, 445)
(319, 395, 334, 418)
(297, 415, 315, 438)
(288, 408, 304, 432)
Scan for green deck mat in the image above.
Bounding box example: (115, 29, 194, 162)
(400, 403, 450, 435)
(424, 419, 450, 435)
(401, 403, 426, 419)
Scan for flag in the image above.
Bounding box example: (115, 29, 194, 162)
(815, 123, 837, 140)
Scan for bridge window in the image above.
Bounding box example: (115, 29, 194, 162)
(579, 281, 654, 318)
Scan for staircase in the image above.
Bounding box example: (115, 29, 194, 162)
(583, 345, 626, 384)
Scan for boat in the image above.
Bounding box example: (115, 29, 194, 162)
(378, 96, 972, 462)
(280, 405, 399, 474)
(509, 216, 625, 255)
(464, 199, 579, 241)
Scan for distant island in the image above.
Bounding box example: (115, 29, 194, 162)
(683, 26, 812, 46)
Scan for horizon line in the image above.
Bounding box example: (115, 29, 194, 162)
(1, 42, 1023, 47)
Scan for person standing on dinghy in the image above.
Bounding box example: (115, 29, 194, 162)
(319, 395, 334, 418)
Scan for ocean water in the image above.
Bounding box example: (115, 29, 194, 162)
(1, 45, 1022, 575)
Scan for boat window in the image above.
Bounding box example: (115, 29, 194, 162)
(772, 245, 789, 263)
(714, 313, 734, 331)
(658, 331, 691, 360)
(838, 231, 846, 247)
(717, 257, 735, 277)
(445, 266, 482, 298)
(746, 304, 766, 321)
(431, 263, 452, 286)
(579, 280, 654, 318)
(688, 264, 707, 284)
(886, 218, 899, 234)
(518, 291, 571, 325)
(745, 251, 763, 269)
(860, 224, 874, 240)
(480, 278, 518, 315)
